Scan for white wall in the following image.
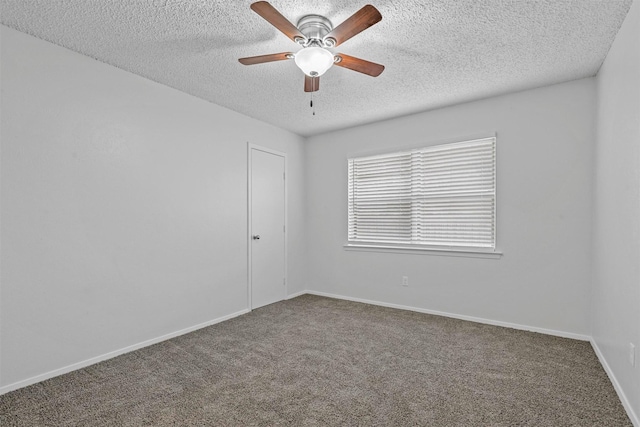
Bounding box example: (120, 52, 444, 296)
(306, 78, 596, 337)
(593, 0, 640, 422)
(0, 26, 306, 389)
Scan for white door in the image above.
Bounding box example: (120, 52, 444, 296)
(249, 146, 286, 309)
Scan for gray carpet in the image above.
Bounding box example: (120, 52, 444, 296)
(0, 295, 632, 426)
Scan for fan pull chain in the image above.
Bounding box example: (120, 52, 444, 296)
(310, 78, 316, 116)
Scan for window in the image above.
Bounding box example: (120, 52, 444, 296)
(347, 136, 496, 251)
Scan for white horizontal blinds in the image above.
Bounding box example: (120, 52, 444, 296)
(348, 137, 496, 249)
(413, 138, 496, 248)
(348, 151, 413, 243)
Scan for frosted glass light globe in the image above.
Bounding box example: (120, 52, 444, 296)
(294, 47, 334, 77)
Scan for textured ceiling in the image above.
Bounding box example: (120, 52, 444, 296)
(0, 0, 633, 136)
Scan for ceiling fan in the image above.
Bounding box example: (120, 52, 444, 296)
(239, 1, 384, 92)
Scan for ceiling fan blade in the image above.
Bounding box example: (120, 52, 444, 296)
(250, 1, 305, 43)
(238, 52, 293, 65)
(324, 5, 382, 47)
(304, 75, 320, 92)
(334, 53, 384, 77)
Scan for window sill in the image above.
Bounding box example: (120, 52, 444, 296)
(343, 243, 503, 259)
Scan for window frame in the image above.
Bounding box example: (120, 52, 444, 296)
(345, 135, 501, 258)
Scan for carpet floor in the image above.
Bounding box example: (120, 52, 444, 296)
(0, 295, 632, 426)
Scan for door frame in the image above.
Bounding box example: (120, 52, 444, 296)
(247, 143, 288, 310)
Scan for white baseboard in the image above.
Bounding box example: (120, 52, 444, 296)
(0, 308, 250, 396)
(590, 339, 639, 427)
(305, 290, 591, 341)
(286, 290, 307, 300)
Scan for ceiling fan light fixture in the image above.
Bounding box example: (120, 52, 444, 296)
(240, 2, 385, 91)
(294, 46, 334, 77)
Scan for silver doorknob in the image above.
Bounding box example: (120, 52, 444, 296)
(252, 235, 260, 240)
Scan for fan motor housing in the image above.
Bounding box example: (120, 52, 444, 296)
(296, 15, 334, 46)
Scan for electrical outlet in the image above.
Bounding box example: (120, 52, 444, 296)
(630, 343, 636, 367)
(402, 276, 409, 287)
